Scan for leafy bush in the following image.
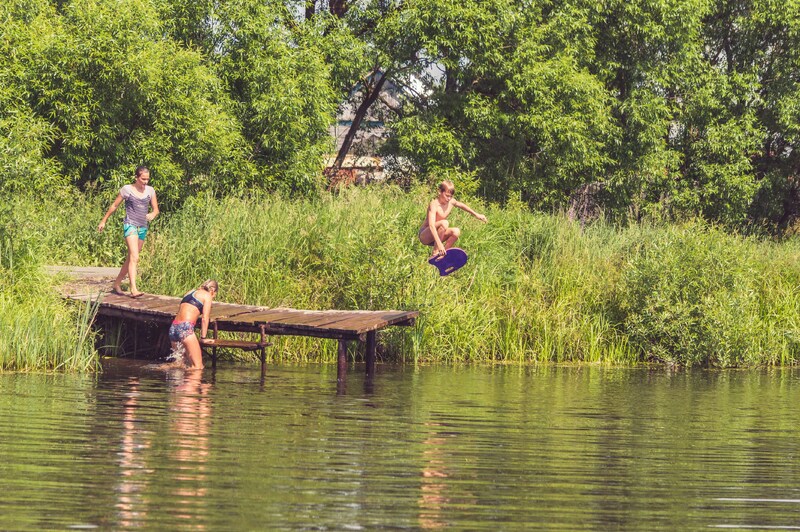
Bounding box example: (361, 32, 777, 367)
(0, 214, 99, 372)
(616, 222, 800, 366)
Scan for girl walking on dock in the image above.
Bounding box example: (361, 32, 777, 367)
(98, 166, 159, 298)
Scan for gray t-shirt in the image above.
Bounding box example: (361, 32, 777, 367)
(120, 184, 155, 227)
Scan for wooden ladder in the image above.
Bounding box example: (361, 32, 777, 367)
(200, 322, 272, 373)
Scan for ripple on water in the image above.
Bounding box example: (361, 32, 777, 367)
(2, 364, 800, 529)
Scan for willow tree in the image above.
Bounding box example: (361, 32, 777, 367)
(325, 0, 617, 209)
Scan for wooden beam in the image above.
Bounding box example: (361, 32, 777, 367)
(365, 330, 377, 377)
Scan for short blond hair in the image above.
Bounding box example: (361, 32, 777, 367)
(438, 180, 455, 193)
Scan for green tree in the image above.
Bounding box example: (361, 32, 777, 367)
(162, 0, 341, 193)
(1, 0, 253, 206)
(705, 0, 800, 228)
(0, 0, 65, 195)
(369, 0, 617, 209)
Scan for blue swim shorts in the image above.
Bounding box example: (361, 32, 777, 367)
(169, 320, 196, 342)
(123, 223, 148, 241)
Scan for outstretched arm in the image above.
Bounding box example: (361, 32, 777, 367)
(98, 194, 124, 232)
(454, 200, 487, 223)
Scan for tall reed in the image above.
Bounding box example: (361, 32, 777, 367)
(134, 187, 800, 367)
(0, 233, 100, 372)
(7, 186, 800, 368)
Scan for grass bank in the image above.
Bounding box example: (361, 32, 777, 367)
(0, 234, 99, 372)
(136, 187, 799, 367)
(5, 186, 800, 368)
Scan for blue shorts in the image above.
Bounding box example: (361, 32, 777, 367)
(169, 321, 196, 342)
(123, 223, 148, 241)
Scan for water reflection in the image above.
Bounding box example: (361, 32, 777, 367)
(112, 369, 213, 530)
(418, 420, 451, 529)
(3, 365, 800, 530)
(115, 377, 152, 528)
(167, 369, 212, 529)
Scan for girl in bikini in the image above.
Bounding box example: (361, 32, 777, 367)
(169, 280, 218, 369)
(98, 166, 160, 298)
(419, 180, 487, 257)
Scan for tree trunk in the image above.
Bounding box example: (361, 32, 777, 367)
(329, 0, 349, 17)
(332, 70, 388, 171)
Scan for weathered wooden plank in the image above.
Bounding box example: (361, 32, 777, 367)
(67, 291, 417, 343)
(257, 311, 350, 326)
(300, 311, 419, 332)
(261, 312, 372, 331)
(255, 310, 418, 336)
(263, 309, 416, 328)
(90, 293, 172, 308)
(210, 308, 272, 320)
(200, 338, 271, 350)
(93, 307, 174, 323)
(216, 309, 300, 324)
(137, 301, 182, 312)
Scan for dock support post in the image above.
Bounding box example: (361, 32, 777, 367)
(211, 321, 218, 369)
(338, 340, 348, 378)
(365, 331, 376, 377)
(259, 324, 267, 377)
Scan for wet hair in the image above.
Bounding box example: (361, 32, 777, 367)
(135, 166, 150, 178)
(438, 180, 455, 194)
(200, 279, 218, 293)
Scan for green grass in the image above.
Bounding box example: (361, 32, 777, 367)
(0, 234, 100, 372)
(133, 186, 800, 367)
(4, 185, 800, 369)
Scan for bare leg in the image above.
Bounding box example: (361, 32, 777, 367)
(113, 256, 130, 293)
(182, 335, 204, 369)
(126, 236, 145, 296)
(420, 220, 462, 256)
(419, 220, 449, 245)
(443, 227, 461, 249)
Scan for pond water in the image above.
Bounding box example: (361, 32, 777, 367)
(1, 360, 800, 530)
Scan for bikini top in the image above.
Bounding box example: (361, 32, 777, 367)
(180, 290, 204, 312)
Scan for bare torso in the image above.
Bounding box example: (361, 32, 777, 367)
(421, 198, 454, 230)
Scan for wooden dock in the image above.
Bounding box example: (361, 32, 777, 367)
(66, 290, 418, 375)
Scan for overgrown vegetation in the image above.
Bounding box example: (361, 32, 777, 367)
(0, 218, 99, 372)
(2, 0, 799, 226)
(3, 0, 800, 370)
(11, 188, 797, 369)
(147, 188, 800, 367)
